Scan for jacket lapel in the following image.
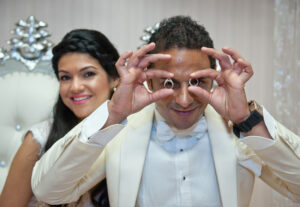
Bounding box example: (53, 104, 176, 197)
(205, 105, 238, 207)
(110, 104, 238, 207)
(118, 104, 155, 207)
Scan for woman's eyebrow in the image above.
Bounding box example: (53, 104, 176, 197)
(79, 66, 97, 72)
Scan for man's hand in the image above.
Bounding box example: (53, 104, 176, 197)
(105, 43, 174, 126)
(188, 47, 253, 124)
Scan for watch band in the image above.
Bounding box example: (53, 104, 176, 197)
(233, 100, 263, 138)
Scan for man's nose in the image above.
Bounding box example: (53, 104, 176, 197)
(70, 77, 84, 93)
(175, 83, 194, 108)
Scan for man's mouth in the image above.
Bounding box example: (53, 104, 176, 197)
(172, 108, 197, 116)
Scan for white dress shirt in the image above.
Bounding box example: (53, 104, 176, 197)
(136, 110, 221, 207)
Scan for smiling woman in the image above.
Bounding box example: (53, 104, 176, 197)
(0, 29, 119, 207)
(58, 53, 115, 121)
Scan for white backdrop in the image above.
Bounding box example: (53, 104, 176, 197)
(0, 0, 299, 206)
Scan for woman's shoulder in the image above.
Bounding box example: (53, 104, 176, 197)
(24, 119, 53, 154)
(30, 119, 53, 133)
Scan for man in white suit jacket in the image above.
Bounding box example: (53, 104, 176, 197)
(32, 16, 300, 207)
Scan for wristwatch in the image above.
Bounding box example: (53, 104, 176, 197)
(233, 100, 263, 138)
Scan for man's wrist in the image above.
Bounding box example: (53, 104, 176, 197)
(104, 101, 128, 129)
(233, 100, 264, 138)
(234, 110, 251, 125)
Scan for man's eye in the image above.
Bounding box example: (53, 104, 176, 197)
(189, 78, 203, 86)
(84, 72, 95, 77)
(163, 78, 174, 89)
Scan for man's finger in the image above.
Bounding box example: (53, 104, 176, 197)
(138, 54, 171, 69)
(190, 69, 225, 86)
(188, 86, 211, 103)
(201, 47, 232, 70)
(146, 89, 174, 104)
(222, 47, 244, 62)
(116, 50, 133, 76)
(127, 43, 156, 68)
(190, 68, 219, 79)
(145, 69, 174, 80)
(237, 59, 254, 82)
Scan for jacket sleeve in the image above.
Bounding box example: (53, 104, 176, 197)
(240, 108, 300, 202)
(31, 101, 125, 204)
(31, 122, 106, 204)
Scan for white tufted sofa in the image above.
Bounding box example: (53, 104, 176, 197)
(0, 59, 59, 192)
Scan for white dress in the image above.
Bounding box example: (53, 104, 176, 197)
(26, 120, 94, 207)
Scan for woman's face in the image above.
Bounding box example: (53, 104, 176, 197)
(58, 52, 117, 120)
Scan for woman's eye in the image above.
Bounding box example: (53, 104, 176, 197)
(84, 71, 95, 78)
(163, 78, 174, 89)
(59, 75, 70, 81)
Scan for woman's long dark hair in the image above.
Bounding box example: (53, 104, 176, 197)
(45, 29, 119, 207)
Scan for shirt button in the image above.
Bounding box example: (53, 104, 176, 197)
(180, 149, 183, 152)
(183, 176, 186, 180)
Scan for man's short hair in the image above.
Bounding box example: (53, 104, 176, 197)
(148, 15, 216, 69)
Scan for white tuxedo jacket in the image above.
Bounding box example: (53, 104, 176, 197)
(32, 104, 300, 207)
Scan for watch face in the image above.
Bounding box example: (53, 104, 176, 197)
(248, 100, 263, 115)
(248, 100, 256, 111)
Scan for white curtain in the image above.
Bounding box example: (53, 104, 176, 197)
(274, 0, 300, 135)
(251, 0, 300, 206)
